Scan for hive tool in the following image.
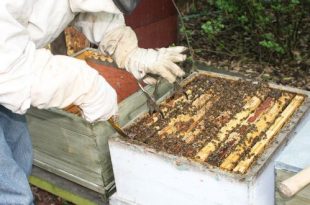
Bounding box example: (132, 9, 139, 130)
(108, 117, 132, 139)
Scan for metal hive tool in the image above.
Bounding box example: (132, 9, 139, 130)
(137, 79, 165, 118)
(136, 74, 189, 119)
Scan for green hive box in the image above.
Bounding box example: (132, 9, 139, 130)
(26, 81, 172, 202)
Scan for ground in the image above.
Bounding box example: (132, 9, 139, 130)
(31, 186, 73, 205)
(177, 1, 310, 90)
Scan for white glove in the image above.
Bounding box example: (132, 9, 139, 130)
(31, 49, 118, 123)
(125, 47, 187, 84)
(99, 26, 187, 84)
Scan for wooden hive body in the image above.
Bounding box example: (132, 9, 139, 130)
(26, 50, 173, 200)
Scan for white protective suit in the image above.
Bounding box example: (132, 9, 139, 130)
(0, 0, 186, 122)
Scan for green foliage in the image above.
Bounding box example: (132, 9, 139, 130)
(197, 0, 310, 62)
(259, 40, 285, 54)
(201, 18, 225, 38)
(259, 33, 285, 54)
(213, 0, 237, 13)
(180, 25, 194, 43)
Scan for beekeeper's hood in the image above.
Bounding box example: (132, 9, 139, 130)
(112, 0, 141, 14)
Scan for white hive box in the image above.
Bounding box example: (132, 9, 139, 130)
(109, 70, 310, 205)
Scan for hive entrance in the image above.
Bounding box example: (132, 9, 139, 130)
(125, 74, 305, 174)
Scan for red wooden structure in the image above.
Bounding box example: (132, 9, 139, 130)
(126, 0, 177, 48)
(65, 0, 178, 105)
(94, 0, 178, 102)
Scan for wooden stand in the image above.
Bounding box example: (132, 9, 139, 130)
(30, 166, 109, 205)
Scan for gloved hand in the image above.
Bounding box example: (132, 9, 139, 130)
(74, 71, 118, 122)
(125, 47, 187, 84)
(99, 26, 187, 84)
(30, 49, 118, 123)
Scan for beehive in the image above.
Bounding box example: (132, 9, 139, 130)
(109, 70, 310, 205)
(124, 73, 305, 174)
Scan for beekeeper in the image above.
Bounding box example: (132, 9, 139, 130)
(0, 0, 186, 203)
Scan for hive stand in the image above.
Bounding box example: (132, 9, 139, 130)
(30, 166, 107, 205)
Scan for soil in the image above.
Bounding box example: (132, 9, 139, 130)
(124, 74, 296, 173)
(177, 4, 310, 91)
(31, 186, 73, 205)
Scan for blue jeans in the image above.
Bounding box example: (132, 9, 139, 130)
(0, 105, 33, 204)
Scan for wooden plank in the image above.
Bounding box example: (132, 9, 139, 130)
(276, 169, 310, 205)
(30, 166, 107, 205)
(183, 110, 233, 144)
(29, 117, 103, 173)
(30, 176, 98, 205)
(143, 84, 201, 127)
(220, 94, 292, 171)
(157, 93, 214, 137)
(192, 93, 213, 109)
(234, 95, 304, 173)
(177, 101, 216, 138)
(33, 150, 108, 194)
(74, 49, 113, 63)
(182, 119, 205, 143)
(207, 98, 275, 164)
(195, 96, 262, 162)
(146, 90, 195, 126)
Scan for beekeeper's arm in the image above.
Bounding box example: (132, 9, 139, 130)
(0, 2, 117, 122)
(72, 1, 187, 85)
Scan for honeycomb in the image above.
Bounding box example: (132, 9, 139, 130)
(125, 74, 305, 174)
